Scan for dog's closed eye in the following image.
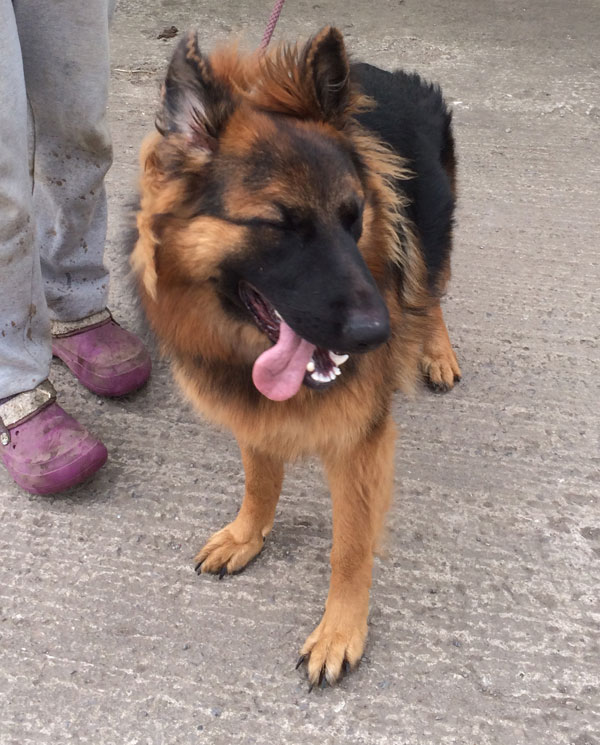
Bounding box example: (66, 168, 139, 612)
(273, 202, 309, 231)
(338, 199, 364, 241)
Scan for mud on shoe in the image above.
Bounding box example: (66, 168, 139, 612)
(51, 309, 151, 397)
(0, 380, 107, 495)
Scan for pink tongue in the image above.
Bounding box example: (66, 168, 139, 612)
(252, 319, 316, 401)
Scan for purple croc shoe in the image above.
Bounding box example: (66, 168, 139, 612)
(0, 381, 107, 495)
(52, 310, 151, 397)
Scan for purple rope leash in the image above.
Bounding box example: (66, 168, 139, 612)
(259, 0, 286, 51)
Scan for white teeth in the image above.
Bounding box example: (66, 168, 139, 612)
(274, 310, 283, 321)
(307, 356, 344, 384)
(329, 352, 349, 366)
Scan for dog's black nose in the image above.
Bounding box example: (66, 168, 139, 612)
(339, 307, 390, 352)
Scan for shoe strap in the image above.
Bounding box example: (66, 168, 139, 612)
(51, 309, 113, 338)
(0, 380, 57, 445)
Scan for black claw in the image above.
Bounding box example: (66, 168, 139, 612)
(317, 669, 325, 688)
(320, 673, 328, 689)
(194, 561, 203, 573)
(342, 659, 351, 675)
(218, 566, 227, 580)
(295, 654, 307, 670)
(307, 683, 314, 693)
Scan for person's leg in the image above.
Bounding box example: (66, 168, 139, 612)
(13, 0, 115, 321)
(0, 1, 108, 495)
(0, 0, 51, 400)
(13, 0, 150, 397)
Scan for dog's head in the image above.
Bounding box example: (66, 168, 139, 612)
(133, 28, 400, 401)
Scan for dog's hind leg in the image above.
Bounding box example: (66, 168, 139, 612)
(420, 301, 462, 392)
(194, 445, 283, 577)
(298, 415, 395, 687)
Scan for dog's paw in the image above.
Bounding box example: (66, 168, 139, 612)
(194, 524, 264, 577)
(421, 348, 462, 392)
(297, 613, 367, 688)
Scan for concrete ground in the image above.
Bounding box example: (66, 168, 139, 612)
(1, 0, 599, 743)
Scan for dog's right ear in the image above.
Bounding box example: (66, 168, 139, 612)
(302, 27, 351, 124)
(156, 32, 235, 150)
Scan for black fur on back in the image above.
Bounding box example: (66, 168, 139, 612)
(351, 62, 455, 294)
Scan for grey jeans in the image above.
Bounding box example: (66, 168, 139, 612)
(0, 0, 115, 398)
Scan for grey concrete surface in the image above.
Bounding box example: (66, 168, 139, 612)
(1, 1, 599, 743)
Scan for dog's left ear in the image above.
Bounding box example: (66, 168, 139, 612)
(302, 27, 351, 123)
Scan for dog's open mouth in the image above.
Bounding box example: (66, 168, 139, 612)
(239, 282, 349, 401)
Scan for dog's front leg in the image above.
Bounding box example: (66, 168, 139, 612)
(420, 301, 462, 391)
(299, 415, 395, 686)
(194, 445, 284, 577)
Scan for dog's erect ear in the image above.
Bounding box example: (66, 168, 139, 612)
(157, 32, 235, 149)
(302, 27, 350, 122)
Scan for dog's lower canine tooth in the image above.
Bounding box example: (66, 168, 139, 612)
(333, 366, 341, 376)
(306, 360, 315, 373)
(329, 352, 349, 366)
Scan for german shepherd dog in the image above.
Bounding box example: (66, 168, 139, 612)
(132, 27, 461, 686)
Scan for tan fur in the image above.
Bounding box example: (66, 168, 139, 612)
(132, 29, 460, 686)
(194, 446, 284, 574)
(420, 302, 462, 391)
